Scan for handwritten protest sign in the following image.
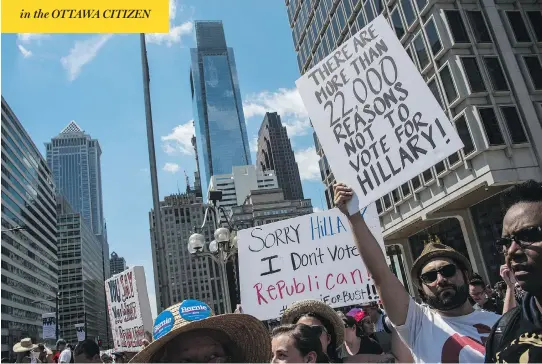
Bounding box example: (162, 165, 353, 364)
(296, 15, 463, 215)
(42, 313, 56, 340)
(105, 266, 153, 352)
(238, 205, 384, 320)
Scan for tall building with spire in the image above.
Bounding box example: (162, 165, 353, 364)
(46, 121, 104, 237)
(190, 21, 251, 198)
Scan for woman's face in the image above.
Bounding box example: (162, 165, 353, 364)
(344, 323, 357, 341)
(361, 318, 375, 335)
(271, 334, 316, 364)
(296, 316, 330, 352)
(155, 330, 232, 363)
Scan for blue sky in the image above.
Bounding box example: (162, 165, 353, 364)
(1, 0, 328, 318)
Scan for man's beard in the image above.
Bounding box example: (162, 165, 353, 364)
(423, 283, 469, 311)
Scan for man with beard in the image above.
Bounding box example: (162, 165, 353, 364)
(485, 180, 542, 362)
(333, 183, 501, 363)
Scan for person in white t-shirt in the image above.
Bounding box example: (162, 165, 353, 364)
(58, 344, 73, 363)
(334, 183, 501, 363)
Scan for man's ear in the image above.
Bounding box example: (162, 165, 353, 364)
(305, 351, 317, 363)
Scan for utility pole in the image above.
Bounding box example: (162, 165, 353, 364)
(55, 291, 60, 340)
(140, 34, 170, 311)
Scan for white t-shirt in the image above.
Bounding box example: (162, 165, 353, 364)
(394, 298, 501, 363)
(59, 348, 72, 363)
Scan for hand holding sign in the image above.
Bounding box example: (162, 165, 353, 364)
(333, 183, 354, 216)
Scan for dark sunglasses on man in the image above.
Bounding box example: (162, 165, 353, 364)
(495, 226, 542, 253)
(419, 264, 457, 284)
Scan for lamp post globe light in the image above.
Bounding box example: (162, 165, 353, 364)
(187, 195, 238, 314)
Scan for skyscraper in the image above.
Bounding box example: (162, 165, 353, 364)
(190, 21, 251, 197)
(46, 121, 104, 237)
(110, 252, 127, 276)
(285, 0, 542, 287)
(149, 192, 230, 313)
(256, 112, 304, 201)
(1, 97, 58, 357)
(56, 196, 108, 344)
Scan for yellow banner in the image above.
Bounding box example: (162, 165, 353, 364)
(2, 0, 169, 33)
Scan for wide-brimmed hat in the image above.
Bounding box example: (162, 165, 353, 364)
(280, 300, 344, 347)
(130, 299, 270, 363)
(411, 239, 473, 288)
(13, 338, 38, 353)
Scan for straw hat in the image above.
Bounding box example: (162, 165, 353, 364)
(280, 299, 344, 347)
(411, 238, 472, 288)
(130, 299, 270, 363)
(13, 338, 38, 353)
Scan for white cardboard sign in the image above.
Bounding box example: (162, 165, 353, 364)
(238, 206, 384, 321)
(296, 15, 463, 214)
(105, 266, 153, 352)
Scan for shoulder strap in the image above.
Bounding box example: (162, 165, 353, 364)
(484, 307, 521, 362)
(381, 314, 391, 334)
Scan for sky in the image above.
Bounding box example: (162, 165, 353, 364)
(1, 0, 329, 319)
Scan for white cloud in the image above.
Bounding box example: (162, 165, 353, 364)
(61, 34, 112, 81)
(146, 0, 193, 47)
(163, 163, 180, 173)
(145, 21, 193, 47)
(243, 88, 311, 137)
(313, 207, 323, 213)
(161, 120, 195, 155)
(294, 147, 321, 181)
(17, 33, 48, 43)
(17, 45, 32, 58)
(249, 136, 259, 153)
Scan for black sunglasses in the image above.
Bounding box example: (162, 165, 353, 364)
(495, 226, 542, 253)
(309, 325, 328, 335)
(420, 264, 457, 284)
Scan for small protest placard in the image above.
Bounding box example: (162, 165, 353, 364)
(238, 205, 383, 321)
(105, 266, 153, 352)
(296, 15, 463, 215)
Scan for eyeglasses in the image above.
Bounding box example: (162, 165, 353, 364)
(419, 264, 457, 284)
(309, 325, 328, 335)
(495, 226, 542, 253)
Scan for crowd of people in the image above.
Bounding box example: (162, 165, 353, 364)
(6, 180, 542, 363)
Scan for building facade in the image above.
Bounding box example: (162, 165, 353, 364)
(56, 196, 108, 345)
(229, 188, 314, 229)
(256, 112, 305, 201)
(110, 252, 127, 276)
(208, 165, 279, 224)
(1, 97, 59, 357)
(285, 0, 542, 288)
(190, 21, 252, 198)
(46, 121, 105, 237)
(149, 192, 230, 313)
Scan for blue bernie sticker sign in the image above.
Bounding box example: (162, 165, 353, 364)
(179, 299, 211, 322)
(153, 310, 174, 340)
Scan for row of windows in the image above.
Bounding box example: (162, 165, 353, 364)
(2, 233, 58, 278)
(1, 289, 54, 312)
(374, 103, 530, 214)
(2, 260, 56, 291)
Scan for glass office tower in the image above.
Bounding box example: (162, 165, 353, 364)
(190, 21, 251, 197)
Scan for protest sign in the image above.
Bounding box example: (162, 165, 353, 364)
(105, 266, 153, 352)
(75, 323, 85, 342)
(42, 313, 56, 340)
(296, 15, 463, 215)
(238, 205, 384, 321)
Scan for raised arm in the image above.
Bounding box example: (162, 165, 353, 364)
(334, 183, 410, 325)
(500, 264, 517, 314)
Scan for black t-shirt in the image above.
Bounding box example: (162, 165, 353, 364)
(485, 293, 542, 363)
(357, 335, 383, 355)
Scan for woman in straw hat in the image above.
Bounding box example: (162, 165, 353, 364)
(281, 300, 345, 362)
(130, 299, 270, 363)
(13, 338, 38, 363)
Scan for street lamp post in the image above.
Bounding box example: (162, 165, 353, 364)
(188, 198, 238, 314)
(32, 291, 62, 340)
(0, 226, 26, 234)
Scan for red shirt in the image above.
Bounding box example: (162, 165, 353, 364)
(52, 351, 61, 363)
